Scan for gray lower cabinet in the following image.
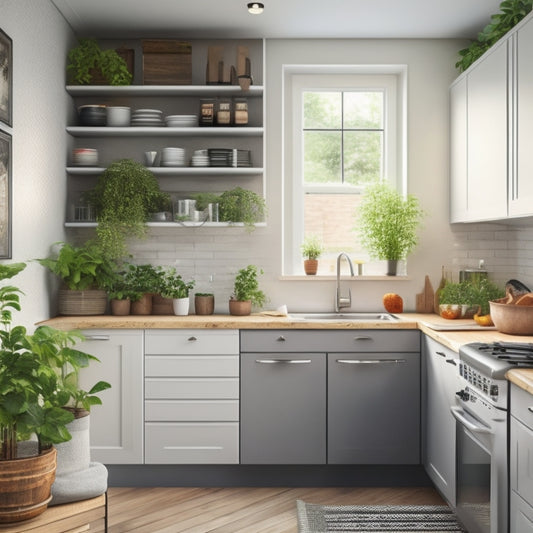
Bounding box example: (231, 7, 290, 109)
(144, 329, 240, 464)
(510, 384, 533, 533)
(240, 351, 327, 464)
(422, 336, 458, 506)
(240, 329, 420, 465)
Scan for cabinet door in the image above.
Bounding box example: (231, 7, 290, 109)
(466, 40, 508, 221)
(240, 352, 326, 464)
(511, 392, 533, 509)
(511, 18, 533, 216)
(77, 329, 144, 464)
(450, 76, 468, 223)
(422, 336, 458, 506)
(328, 352, 420, 464)
(511, 491, 533, 533)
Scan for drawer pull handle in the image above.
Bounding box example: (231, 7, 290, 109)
(337, 359, 406, 365)
(84, 335, 110, 341)
(353, 336, 373, 341)
(445, 359, 457, 366)
(528, 407, 533, 414)
(436, 351, 446, 358)
(255, 359, 311, 364)
(276, 336, 286, 342)
(188, 336, 197, 342)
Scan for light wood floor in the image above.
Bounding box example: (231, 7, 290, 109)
(93, 486, 445, 533)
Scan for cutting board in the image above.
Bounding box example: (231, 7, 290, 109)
(416, 275, 435, 313)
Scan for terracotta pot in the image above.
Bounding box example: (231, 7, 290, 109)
(58, 289, 107, 316)
(0, 447, 56, 523)
(131, 293, 153, 315)
(229, 299, 252, 316)
(152, 294, 173, 315)
(110, 298, 131, 316)
(304, 259, 318, 275)
(195, 295, 214, 315)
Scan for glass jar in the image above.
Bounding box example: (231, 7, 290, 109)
(234, 98, 249, 126)
(199, 99, 215, 126)
(216, 99, 232, 126)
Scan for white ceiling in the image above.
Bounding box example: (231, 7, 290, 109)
(50, 0, 502, 40)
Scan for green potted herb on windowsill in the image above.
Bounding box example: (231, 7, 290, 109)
(300, 235, 324, 275)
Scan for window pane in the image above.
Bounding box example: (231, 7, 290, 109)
(344, 130, 383, 186)
(304, 131, 341, 184)
(303, 92, 341, 129)
(344, 91, 383, 129)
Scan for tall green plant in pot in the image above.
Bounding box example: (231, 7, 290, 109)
(357, 182, 424, 275)
(229, 265, 266, 316)
(85, 159, 171, 260)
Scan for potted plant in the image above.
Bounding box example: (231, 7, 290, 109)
(229, 265, 266, 316)
(195, 293, 215, 315)
(67, 38, 133, 86)
(105, 268, 143, 316)
(357, 182, 424, 275)
(218, 187, 267, 231)
(0, 263, 100, 522)
(123, 264, 163, 315)
(36, 241, 115, 315)
(84, 159, 171, 260)
(159, 267, 195, 316)
(300, 235, 324, 275)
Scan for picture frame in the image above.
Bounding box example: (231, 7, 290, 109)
(0, 28, 12, 126)
(0, 129, 12, 258)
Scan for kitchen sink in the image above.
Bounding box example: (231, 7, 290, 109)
(289, 312, 399, 322)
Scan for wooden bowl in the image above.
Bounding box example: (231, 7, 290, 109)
(489, 298, 533, 335)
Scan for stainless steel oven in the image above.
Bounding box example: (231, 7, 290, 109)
(452, 341, 533, 533)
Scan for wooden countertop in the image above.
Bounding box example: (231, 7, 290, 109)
(39, 311, 533, 395)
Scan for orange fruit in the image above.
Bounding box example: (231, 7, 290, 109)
(383, 293, 403, 313)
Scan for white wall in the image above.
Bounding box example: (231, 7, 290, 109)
(0, 0, 74, 328)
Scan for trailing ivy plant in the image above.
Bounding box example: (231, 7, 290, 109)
(84, 159, 171, 260)
(456, 0, 533, 72)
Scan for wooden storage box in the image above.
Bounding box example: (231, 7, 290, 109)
(142, 40, 192, 85)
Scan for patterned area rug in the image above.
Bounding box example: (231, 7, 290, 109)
(296, 501, 467, 532)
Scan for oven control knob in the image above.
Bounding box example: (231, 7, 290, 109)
(456, 390, 470, 401)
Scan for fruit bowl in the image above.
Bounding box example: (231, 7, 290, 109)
(489, 298, 533, 335)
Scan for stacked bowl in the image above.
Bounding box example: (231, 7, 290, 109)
(161, 147, 185, 167)
(78, 105, 106, 126)
(165, 114, 198, 127)
(131, 109, 164, 127)
(191, 149, 209, 167)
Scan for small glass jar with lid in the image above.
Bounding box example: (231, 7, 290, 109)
(199, 99, 215, 126)
(216, 99, 232, 126)
(234, 98, 249, 126)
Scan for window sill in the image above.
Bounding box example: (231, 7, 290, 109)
(279, 275, 411, 281)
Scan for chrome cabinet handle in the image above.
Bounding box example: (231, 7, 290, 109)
(436, 351, 446, 358)
(276, 335, 286, 342)
(83, 335, 110, 341)
(255, 359, 311, 364)
(528, 407, 533, 414)
(446, 359, 457, 366)
(188, 336, 197, 342)
(353, 336, 373, 341)
(336, 359, 406, 365)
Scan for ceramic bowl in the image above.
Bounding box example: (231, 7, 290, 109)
(489, 298, 533, 335)
(78, 105, 106, 126)
(106, 106, 131, 127)
(72, 148, 98, 166)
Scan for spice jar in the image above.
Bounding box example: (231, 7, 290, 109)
(216, 99, 232, 126)
(234, 98, 249, 126)
(199, 99, 215, 126)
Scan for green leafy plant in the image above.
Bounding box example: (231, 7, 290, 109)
(456, 0, 533, 72)
(231, 264, 266, 306)
(159, 267, 195, 299)
(36, 241, 115, 290)
(84, 159, 171, 259)
(67, 38, 132, 85)
(105, 267, 143, 302)
(357, 182, 424, 262)
(191, 193, 220, 211)
(218, 187, 266, 231)
(300, 235, 324, 260)
(123, 264, 164, 295)
(439, 278, 505, 315)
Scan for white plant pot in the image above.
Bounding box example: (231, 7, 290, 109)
(173, 297, 190, 316)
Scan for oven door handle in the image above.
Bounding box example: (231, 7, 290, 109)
(450, 406, 491, 434)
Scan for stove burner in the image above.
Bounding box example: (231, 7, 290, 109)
(477, 342, 533, 364)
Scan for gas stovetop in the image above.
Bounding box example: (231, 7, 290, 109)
(460, 342, 533, 376)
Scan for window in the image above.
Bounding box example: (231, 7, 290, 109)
(283, 67, 406, 275)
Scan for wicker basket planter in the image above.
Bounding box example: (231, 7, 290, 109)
(58, 289, 107, 316)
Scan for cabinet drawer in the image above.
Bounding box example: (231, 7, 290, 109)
(145, 422, 239, 464)
(145, 330, 239, 355)
(145, 399, 239, 422)
(145, 355, 239, 377)
(512, 384, 533, 431)
(240, 330, 419, 353)
(145, 378, 239, 399)
(511, 415, 533, 509)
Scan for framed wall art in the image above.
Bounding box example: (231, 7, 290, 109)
(0, 130, 11, 258)
(0, 28, 12, 126)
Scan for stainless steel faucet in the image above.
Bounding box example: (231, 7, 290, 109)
(335, 252, 355, 312)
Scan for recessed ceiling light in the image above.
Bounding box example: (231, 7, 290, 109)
(247, 2, 264, 14)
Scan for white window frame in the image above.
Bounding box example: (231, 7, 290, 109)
(282, 65, 407, 275)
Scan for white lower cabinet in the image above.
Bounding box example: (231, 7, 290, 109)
(77, 329, 144, 464)
(510, 384, 533, 533)
(144, 330, 240, 464)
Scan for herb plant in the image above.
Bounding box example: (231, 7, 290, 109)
(123, 263, 164, 295)
(85, 159, 171, 260)
(231, 265, 266, 307)
(439, 278, 505, 316)
(159, 267, 195, 299)
(456, 0, 533, 72)
(300, 235, 324, 260)
(218, 187, 266, 231)
(357, 182, 424, 262)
